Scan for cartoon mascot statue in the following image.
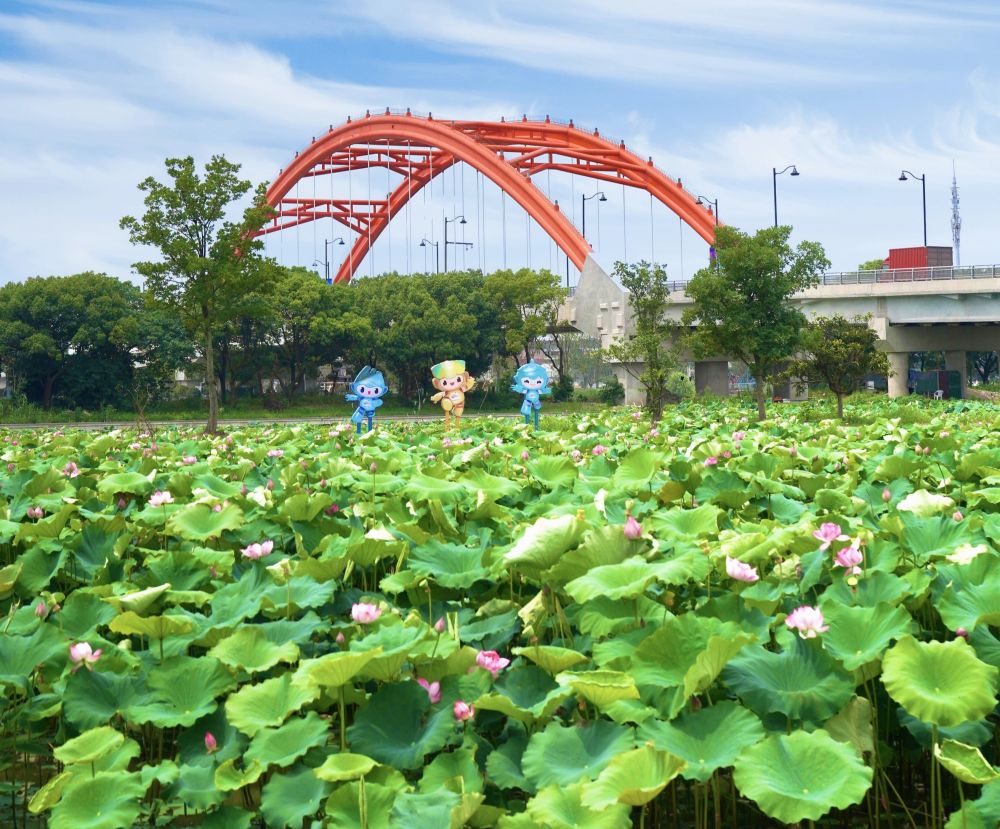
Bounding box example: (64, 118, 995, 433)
(429, 360, 475, 430)
(511, 361, 552, 429)
(345, 366, 387, 434)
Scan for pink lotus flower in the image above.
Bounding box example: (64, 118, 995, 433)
(785, 606, 829, 639)
(442, 437, 452, 448)
(267, 449, 284, 458)
(571, 449, 582, 461)
(324, 504, 340, 516)
(27, 506, 44, 519)
(204, 732, 218, 754)
(6, 462, 14, 472)
(623, 514, 642, 540)
(476, 650, 510, 678)
(129, 442, 141, 451)
(240, 484, 248, 496)
(722, 450, 732, 459)
(789, 446, 798, 457)
(592, 444, 607, 456)
(241, 540, 274, 560)
(956, 627, 969, 640)
(632, 411, 642, 420)
(834, 545, 863, 574)
(266, 478, 275, 491)
(434, 616, 446, 633)
(882, 488, 892, 502)
(453, 700, 475, 722)
(733, 431, 746, 441)
(813, 522, 848, 551)
(149, 490, 173, 508)
(520, 450, 530, 462)
(953, 510, 964, 522)
(351, 602, 382, 624)
(69, 642, 102, 671)
(725, 556, 759, 583)
(182, 455, 197, 465)
(35, 601, 48, 619)
(650, 428, 659, 438)
(704, 456, 718, 467)
(416, 678, 442, 704)
(117, 497, 127, 510)
(62, 461, 80, 478)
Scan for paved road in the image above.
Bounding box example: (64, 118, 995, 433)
(0, 412, 524, 431)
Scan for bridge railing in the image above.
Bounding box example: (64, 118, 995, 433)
(564, 265, 1000, 299)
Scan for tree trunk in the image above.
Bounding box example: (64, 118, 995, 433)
(42, 374, 55, 410)
(203, 325, 219, 433)
(218, 340, 229, 404)
(836, 392, 845, 420)
(754, 373, 767, 422)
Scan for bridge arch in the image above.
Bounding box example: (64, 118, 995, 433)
(259, 112, 717, 283)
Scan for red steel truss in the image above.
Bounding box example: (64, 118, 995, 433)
(259, 111, 717, 284)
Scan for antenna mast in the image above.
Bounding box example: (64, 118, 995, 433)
(951, 161, 961, 267)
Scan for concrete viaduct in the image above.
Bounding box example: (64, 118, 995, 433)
(559, 257, 1000, 405)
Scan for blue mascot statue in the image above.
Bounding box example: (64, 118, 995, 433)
(511, 361, 552, 429)
(345, 366, 387, 434)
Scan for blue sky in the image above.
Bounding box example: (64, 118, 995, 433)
(2, 0, 1000, 283)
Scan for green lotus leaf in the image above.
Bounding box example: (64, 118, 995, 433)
(504, 514, 585, 577)
(820, 601, 913, 670)
(526, 783, 631, 829)
(167, 502, 244, 541)
(544, 524, 643, 585)
(108, 610, 194, 641)
(486, 733, 532, 792)
(897, 707, 993, 749)
(28, 770, 73, 814)
(822, 569, 911, 607)
(458, 466, 522, 500)
(347, 680, 457, 770)
(200, 806, 253, 829)
(613, 447, 663, 490)
(526, 456, 578, 488)
(315, 753, 380, 782)
(899, 513, 974, 563)
(404, 473, 468, 503)
(555, 670, 640, 708)
(475, 665, 569, 725)
(280, 491, 333, 521)
(419, 745, 484, 793)
(935, 739, 1000, 785)
(897, 489, 954, 517)
(245, 711, 329, 769)
(59, 592, 120, 638)
(225, 671, 320, 737)
(260, 763, 331, 829)
(140, 759, 179, 787)
(647, 504, 722, 539)
(944, 779, 1000, 829)
(882, 636, 999, 727)
(581, 744, 686, 809)
(825, 696, 875, 756)
(732, 729, 873, 824)
(349, 621, 429, 681)
(575, 595, 669, 638)
(191, 472, 243, 499)
(214, 757, 265, 791)
(0, 623, 69, 692)
(512, 645, 588, 674)
(934, 555, 1000, 632)
(324, 780, 396, 829)
(128, 656, 235, 728)
(50, 771, 146, 829)
(208, 626, 299, 673)
(53, 726, 124, 766)
(102, 583, 171, 614)
(639, 701, 766, 782)
(165, 760, 225, 810)
(565, 552, 709, 603)
(521, 719, 634, 788)
(407, 539, 491, 588)
(97, 471, 153, 497)
(723, 638, 855, 723)
(294, 649, 380, 690)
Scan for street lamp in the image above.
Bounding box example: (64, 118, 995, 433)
(695, 195, 719, 225)
(443, 214, 471, 272)
(772, 165, 799, 228)
(312, 237, 345, 283)
(419, 238, 440, 273)
(581, 191, 607, 244)
(898, 170, 928, 247)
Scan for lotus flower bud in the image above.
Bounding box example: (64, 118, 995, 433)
(882, 488, 892, 502)
(434, 617, 446, 633)
(266, 478, 275, 491)
(204, 732, 218, 754)
(956, 627, 969, 639)
(623, 514, 642, 540)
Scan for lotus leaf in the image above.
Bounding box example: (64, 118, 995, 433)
(526, 783, 631, 829)
(324, 780, 396, 829)
(315, 753, 380, 782)
(49, 771, 146, 829)
(935, 739, 1000, 785)
(53, 726, 124, 766)
(225, 671, 320, 736)
(521, 719, 634, 787)
(167, 502, 244, 541)
(580, 744, 686, 808)
(820, 601, 913, 670)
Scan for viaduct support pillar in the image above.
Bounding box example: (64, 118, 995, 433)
(944, 350, 968, 399)
(887, 352, 909, 398)
(695, 361, 730, 397)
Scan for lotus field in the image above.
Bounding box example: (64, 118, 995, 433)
(5, 400, 1000, 828)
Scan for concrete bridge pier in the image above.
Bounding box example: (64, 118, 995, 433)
(944, 350, 968, 398)
(887, 352, 909, 398)
(695, 360, 730, 396)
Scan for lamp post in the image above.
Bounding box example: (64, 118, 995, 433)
(312, 237, 345, 283)
(581, 191, 607, 244)
(695, 195, 719, 225)
(443, 214, 469, 272)
(419, 238, 440, 273)
(772, 165, 799, 227)
(898, 170, 928, 247)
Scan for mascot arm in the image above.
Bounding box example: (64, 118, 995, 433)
(372, 398, 384, 409)
(430, 391, 445, 403)
(464, 377, 477, 392)
(345, 393, 358, 402)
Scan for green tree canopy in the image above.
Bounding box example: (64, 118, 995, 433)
(683, 225, 830, 421)
(858, 258, 886, 271)
(786, 314, 891, 418)
(483, 268, 564, 366)
(120, 155, 273, 431)
(602, 260, 681, 423)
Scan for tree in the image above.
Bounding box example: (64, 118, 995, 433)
(120, 155, 273, 432)
(483, 268, 565, 366)
(684, 225, 830, 422)
(969, 351, 998, 384)
(786, 315, 891, 418)
(601, 260, 679, 423)
(0, 273, 148, 409)
(858, 257, 886, 271)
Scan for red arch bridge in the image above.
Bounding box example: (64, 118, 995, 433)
(255, 110, 718, 284)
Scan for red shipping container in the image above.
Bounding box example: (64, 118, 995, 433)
(886, 246, 953, 269)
